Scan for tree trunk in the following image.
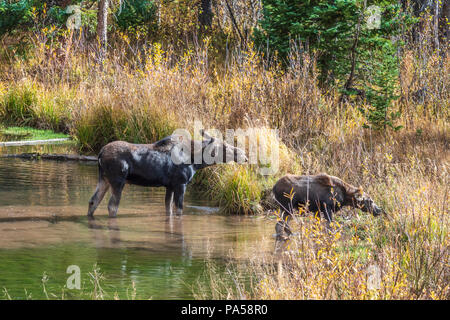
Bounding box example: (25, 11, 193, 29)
(339, 0, 366, 103)
(224, 0, 244, 46)
(199, 0, 213, 32)
(434, 0, 440, 51)
(97, 0, 109, 65)
(439, 0, 449, 52)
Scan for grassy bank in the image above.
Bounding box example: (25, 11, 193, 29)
(195, 160, 449, 299)
(0, 126, 69, 141)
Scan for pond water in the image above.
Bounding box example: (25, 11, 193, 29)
(0, 144, 274, 299)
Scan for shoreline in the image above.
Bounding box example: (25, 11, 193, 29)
(0, 152, 97, 162)
(0, 138, 71, 147)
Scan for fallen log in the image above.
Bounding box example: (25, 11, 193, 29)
(0, 153, 98, 162)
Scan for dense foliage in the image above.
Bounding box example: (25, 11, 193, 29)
(115, 0, 157, 34)
(0, 0, 34, 35)
(254, 0, 416, 129)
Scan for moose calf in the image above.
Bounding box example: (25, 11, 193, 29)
(272, 173, 384, 239)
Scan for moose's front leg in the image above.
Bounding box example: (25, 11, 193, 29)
(321, 206, 334, 233)
(173, 184, 187, 215)
(275, 211, 293, 241)
(165, 187, 174, 215)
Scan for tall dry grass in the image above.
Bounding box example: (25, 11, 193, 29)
(195, 149, 448, 299)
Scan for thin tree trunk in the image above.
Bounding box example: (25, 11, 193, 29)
(224, 0, 245, 46)
(97, 0, 109, 66)
(434, 0, 440, 52)
(442, 0, 450, 44)
(339, 0, 366, 103)
(199, 0, 213, 33)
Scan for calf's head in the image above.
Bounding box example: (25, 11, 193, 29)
(353, 189, 383, 216)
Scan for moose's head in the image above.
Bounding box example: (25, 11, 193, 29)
(199, 129, 248, 165)
(353, 189, 383, 217)
(169, 129, 248, 168)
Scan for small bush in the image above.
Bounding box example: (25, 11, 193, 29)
(201, 165, 263, 215)
(72, 102, 179, 153)
(0, 82, 37, 126)
(0, 82, 72, 132)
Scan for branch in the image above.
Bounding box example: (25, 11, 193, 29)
(223, 0, 245, 46)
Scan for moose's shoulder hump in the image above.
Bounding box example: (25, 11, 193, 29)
(152, 136, 176, 151)
(101, 141, 135, 153)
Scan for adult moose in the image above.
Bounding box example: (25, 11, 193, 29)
(272, 173, 384, 239)
(87, 130, 247, 218)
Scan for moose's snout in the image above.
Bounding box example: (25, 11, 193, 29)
(238, 153, 249, 163)
(234, 148, 248, 164)
(357, 194, 384, 217)
(372, 204, 383, 216)
(363, 197, 384, 217)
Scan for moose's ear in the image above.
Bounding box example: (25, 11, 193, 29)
(171, 135, 184, 144)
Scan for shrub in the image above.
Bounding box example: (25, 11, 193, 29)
(0, 82, 37, 126)
(200, 164, 263, 215)
(0, 82, 72, 132)
(0, 0, 34, 36)
(115, 0, 157, 36)
(72, 102, 179, 153)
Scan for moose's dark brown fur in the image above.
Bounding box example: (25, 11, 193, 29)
(87, 131, 247, 218)
(272, 173, 383, 239)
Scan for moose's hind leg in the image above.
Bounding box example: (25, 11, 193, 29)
(108, 180, 125, 218)
(87, 179, 110, 217)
